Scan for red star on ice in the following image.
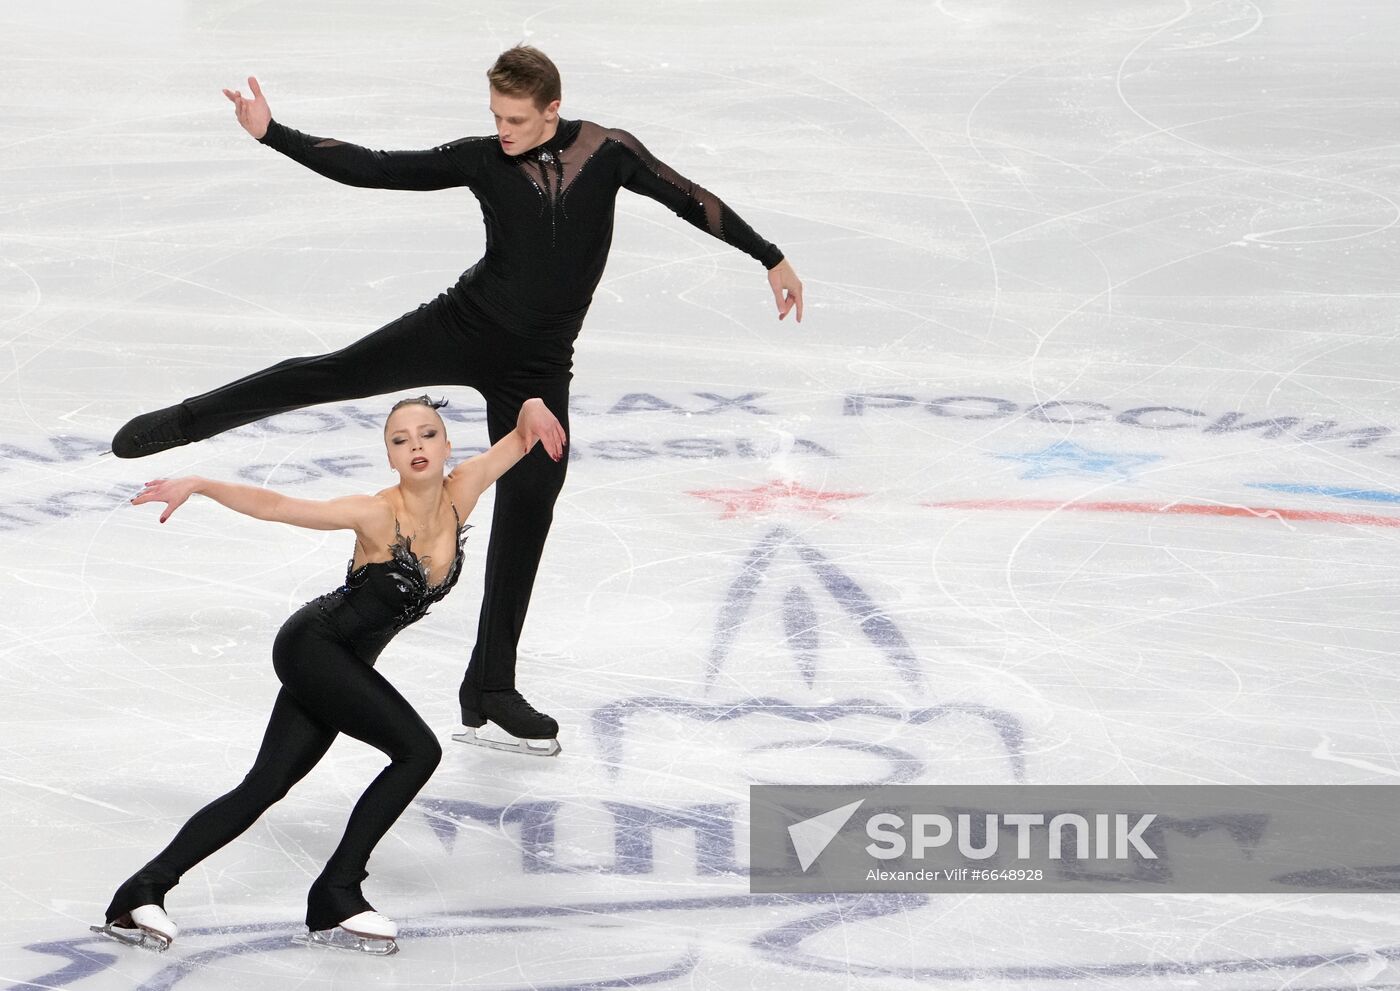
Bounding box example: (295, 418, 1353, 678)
(688, 480, 866, 520)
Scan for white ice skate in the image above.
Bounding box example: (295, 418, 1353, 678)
(452, 725, 561, 757)
(90, 905, 179, 952)
(293, 910, 399, 956)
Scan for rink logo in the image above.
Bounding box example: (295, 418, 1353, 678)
(706, 525, 925, 692)
(841, 393, 1396, 454)
(789, 800, 865, 871)
(690, 480, 866, 520)
(591, 524, 1031, 793)
(26, 890, 1400, 991)
(992, 442, 1161, 481)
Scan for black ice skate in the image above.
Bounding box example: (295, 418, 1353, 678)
(111, 404, 193, 459)
(454, 688, 561, 757)
(89, 905, 179, 952)
(293, 910, 398, 956)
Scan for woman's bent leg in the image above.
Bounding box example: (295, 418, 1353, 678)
(274, 644, 442, 930)
(105, 687, 336, 923)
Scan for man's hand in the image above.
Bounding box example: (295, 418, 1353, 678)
(767, 258, 804, 322)
(222, 76, 271, 140)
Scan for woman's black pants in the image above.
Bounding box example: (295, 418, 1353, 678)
(107, 604, 442, 930)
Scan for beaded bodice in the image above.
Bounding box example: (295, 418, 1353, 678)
(314, 504, 469, 659)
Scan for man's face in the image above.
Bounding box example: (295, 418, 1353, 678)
(489, 88, 560, 156)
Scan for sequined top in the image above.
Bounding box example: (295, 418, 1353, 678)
(258, 117, 784, 339)
(313, 505, 470, 662)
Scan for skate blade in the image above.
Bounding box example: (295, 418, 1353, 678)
(293, 928, 399, 956)
(452, 726, 561, 757)
(89, 923, 172, 953)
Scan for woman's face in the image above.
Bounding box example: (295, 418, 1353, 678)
(383, 405, 451, 478)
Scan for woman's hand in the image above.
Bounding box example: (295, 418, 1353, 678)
(131, 477, 201, 524)
(517, 398, 568, 462)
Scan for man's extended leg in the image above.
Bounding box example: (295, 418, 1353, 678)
(458, 376, 571, 742)
(112, 296, 470, 458)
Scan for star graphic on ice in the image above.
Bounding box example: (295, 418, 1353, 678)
(993, 442, 1162, 481)
(688, 480, 866, 520)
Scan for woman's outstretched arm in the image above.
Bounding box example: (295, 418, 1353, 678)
(132, 477, 386, 532)
(447, 398, 567, 503)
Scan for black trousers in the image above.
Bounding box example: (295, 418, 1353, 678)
(109, 604, 442, 930)
(180, 294, 573, 716)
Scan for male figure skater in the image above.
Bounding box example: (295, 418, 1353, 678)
(112, 45, 804, 754)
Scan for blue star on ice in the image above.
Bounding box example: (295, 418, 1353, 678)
(993, 442, 1162, 481)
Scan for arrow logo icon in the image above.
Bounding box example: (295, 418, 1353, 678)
(788, 799, 865, 871)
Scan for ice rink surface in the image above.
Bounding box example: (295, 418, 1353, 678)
(7, 0, 1400, 987)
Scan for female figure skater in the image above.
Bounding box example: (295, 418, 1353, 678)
(92, 395, 566, 956)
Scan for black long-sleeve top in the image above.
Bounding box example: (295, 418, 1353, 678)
(257, 118, 784, 339)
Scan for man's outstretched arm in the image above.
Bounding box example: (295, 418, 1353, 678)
(223, 75, 472, 191)
(613, 128, 803, 322)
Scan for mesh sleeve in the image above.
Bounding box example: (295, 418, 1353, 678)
(610, 129, 784, 269)
(257, 119, 476, 191)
